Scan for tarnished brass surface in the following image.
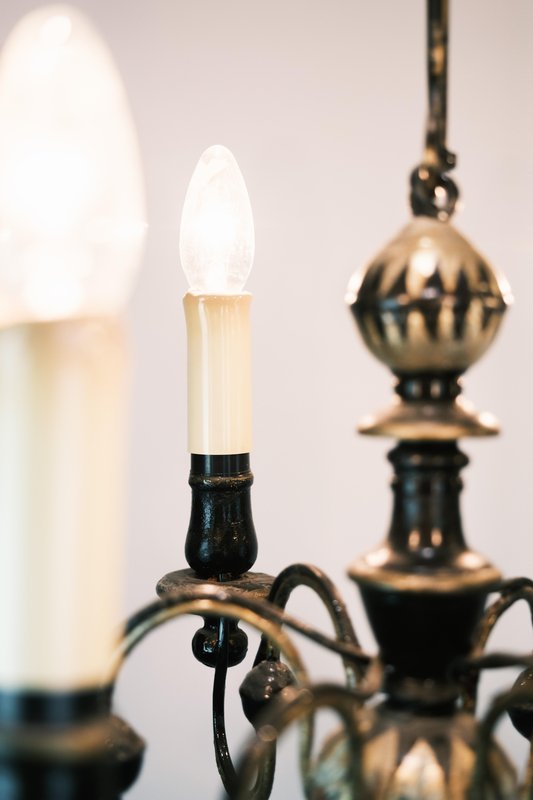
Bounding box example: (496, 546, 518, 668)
(349, 554, 501, 594)
(310, 706, 516, 800)
(157, 568, 275, 602)
(348, 217, 510, 377)
(358, 395, 499, 439)
(259, 563, 367, 687)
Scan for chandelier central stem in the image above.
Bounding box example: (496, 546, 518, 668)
(426, 0, 454, 172)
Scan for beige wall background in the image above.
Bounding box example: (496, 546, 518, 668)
(1, 1, 532, 797)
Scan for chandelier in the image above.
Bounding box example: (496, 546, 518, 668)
(0, 1, 530, 799)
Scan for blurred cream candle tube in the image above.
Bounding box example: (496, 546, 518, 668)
(0, 319, 126, 689)
(180, 146, 255, 455)
(0, 6, 145, 689)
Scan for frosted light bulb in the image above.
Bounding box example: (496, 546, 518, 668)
(0, 5, 146, 325)
(180, 145, 254, 294)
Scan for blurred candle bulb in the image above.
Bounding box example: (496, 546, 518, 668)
(0, 5, 146, 325)
(0, 4, 145, 691)
(180, 145, 254, 294)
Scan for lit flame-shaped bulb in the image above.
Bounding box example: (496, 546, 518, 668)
(181, 146, 254, 457)
(180, 145, 254, 294)
(0, 5, 146, 325)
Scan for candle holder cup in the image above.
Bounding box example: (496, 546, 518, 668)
(0, 687, 143, 800)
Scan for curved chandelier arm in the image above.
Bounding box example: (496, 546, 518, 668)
(468, 675, 533, 800)
(474, 579, 533, 652)
(235, 663, 383, 800)
(213, 618, 276, 800)
(213, 619, 236, 790)
(461, 578, 533, 712)
(112, 587, 369, 681)
(232, 683, 374, 800)
(110, 587, 371, 799)
(253, 563, 368, 688)
(110, 590, 307, 800)
(460, 652, 533, 672)
(246, 563, 372, 796)
(110, 589, 310, 685)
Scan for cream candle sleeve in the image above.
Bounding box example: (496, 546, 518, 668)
(184, 292, 252, 455)
(0, 318, 127, 691)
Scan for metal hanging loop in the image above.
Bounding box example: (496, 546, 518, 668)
(410, 0, 459, 220)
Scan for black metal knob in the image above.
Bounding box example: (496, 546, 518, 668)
(239, 660, 295, 726)
(508, 667, 533, 741)
(191, 617, 248, 668)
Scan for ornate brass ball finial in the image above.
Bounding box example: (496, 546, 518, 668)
(347, 216, 511, 439)
(349, 217, 510, 375)
(344, 0, 510, 442)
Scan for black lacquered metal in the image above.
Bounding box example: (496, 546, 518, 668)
(387, 441, 468, 566)
(0, 709, 144, 800)
(0, 686, 111, 726)
(192, 616, 248, 668)
(395, 373, 462, 403)
(0, 764, 111, 800)
(185, 453, 258, 579)
(426, 0, 453, 169)
(410, 0, 459, 219)
(353, 441, 497, 709)
(191, 453, 250, 477)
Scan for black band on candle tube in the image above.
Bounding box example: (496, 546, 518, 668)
(0, 686, 112, 726)
(0, 711, 144, 800)
(190, 453, 250, 477)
